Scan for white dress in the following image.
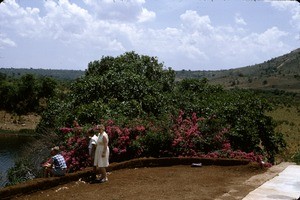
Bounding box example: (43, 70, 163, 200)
(94, 132, 109, 167)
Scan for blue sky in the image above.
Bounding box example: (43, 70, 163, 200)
(0, 0, 299, 71)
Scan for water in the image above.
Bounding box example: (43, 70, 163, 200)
(0, 134, 33, 188)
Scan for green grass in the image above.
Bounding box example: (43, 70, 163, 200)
(267, 106, 300, 163)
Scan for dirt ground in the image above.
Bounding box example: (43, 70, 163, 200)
(0, 111, 40, 131)
(11, 164, 272, 200)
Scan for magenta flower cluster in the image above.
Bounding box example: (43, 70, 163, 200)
(54, 111, 271, 173)
(57, 125, 91, 172)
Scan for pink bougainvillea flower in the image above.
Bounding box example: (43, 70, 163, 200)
(135, 125, 145, 132)
(113, 147, 119, 153)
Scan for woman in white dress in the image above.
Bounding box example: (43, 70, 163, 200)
(94, 124, 109, 183)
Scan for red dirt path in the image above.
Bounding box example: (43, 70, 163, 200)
(12, 164, 269, 200)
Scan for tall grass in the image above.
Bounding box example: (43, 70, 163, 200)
(267, 106, 300, 163)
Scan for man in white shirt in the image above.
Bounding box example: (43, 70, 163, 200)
(87, 128, 98, 180)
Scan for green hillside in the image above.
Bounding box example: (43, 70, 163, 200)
(0, 68, 85, 81)
(176, 48, 300, 93)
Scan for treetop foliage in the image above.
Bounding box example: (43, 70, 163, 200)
(0, 73, 57, 115)
(67, 51, 175, 120)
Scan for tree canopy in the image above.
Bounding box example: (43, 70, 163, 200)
(0, 73, 57, 115)
(36, 52, 285, 164)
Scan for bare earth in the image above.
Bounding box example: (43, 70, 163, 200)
(0, 111, 40, 131)
(10, 163, 285, 200)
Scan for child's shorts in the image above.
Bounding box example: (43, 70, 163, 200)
(52, 168, 66, 176)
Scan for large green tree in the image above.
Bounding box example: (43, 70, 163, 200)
(38, 52, 176, 129)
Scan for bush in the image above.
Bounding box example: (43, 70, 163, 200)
(50, 112, 273, 173)
(292, 150, 300, 165)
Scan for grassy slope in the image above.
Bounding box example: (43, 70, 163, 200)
(267, 106, 300, 163)
(176, 48, 300, 93)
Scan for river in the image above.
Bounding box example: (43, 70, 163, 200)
(0, 134, 33, 188)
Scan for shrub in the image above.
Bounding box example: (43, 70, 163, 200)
(51, 112, 273, 173)
(292, 150, 300, 165)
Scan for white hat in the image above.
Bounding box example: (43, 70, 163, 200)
(51, 146, 60, 151)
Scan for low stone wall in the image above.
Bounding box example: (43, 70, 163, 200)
(0, 157, 250, 199)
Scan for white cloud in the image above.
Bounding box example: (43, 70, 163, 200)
(43, 0, 92, 39)
(163, 10, 290, 70)
(255, 27, 288, 49)
(0, 0, 298, 70)
(0, 0, 131, 51)
(0, 0, 22, 18)
(135, 27, 182, 53)
(119, 7, 292, 70)
(82, 0, 149, 23)
(267, 0, 300, 30)
(0, 34, 16, 48)
(180, 10, 213, 33)
(266, 0, 296, 10)
(0, 0, 45, 42)
(235, 13, 247, 26)
(291, 7, 300, 30)
(211, 26, 289, 69)
(138, 8, 156, 23)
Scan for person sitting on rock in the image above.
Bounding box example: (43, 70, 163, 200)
(44, 146, 67, 177)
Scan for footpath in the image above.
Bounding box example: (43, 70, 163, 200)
(243, 162, 300, 200)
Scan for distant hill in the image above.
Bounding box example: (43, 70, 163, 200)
(1, 48, 299, 92)
(0, 68, 85, 81)
(176, 48, 300, 93)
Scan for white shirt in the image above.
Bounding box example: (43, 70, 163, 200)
(88, 134, 98, 155)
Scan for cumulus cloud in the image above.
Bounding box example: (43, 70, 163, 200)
(150, 9, 290, 70)
(42, 0, 93, 41)
(0, 34, 16, 48)
(0, 0, 297, 70)
(0, 0, 22, 18)
(267, 0, 300, 30)
(0, 0, 130, 51)
(290, 7, 300, 30)
(138, 7, 156, 23)
(235, 13, 247, 26)
(0, 0, 43, 38)
(255, 27, 288, 49)
(180, 10, 213, 33)
(215, 26, 289, 68)
(82, 0, 152, 23)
